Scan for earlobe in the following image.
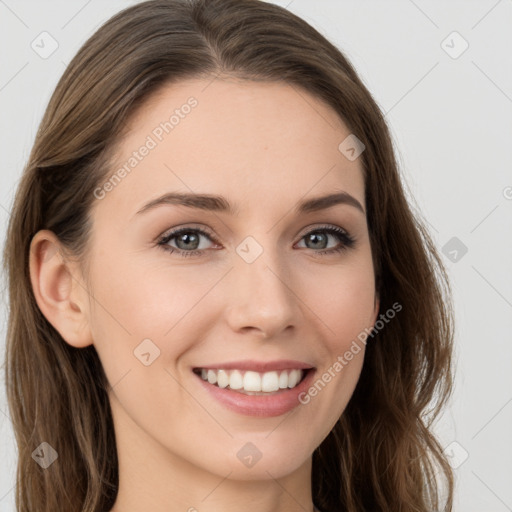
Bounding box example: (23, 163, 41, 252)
(29, 230, 93, 348)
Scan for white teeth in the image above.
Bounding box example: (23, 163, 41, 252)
(229, 370, 243, 390)
(288, 369, 301, 388)
(261, 371, 279, 392)
(197, 368, 306, 393)
(217, 369, 229, 388)
(207, 369, 217, 385)
(243, 371, 261, 392)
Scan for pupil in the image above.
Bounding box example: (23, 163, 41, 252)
(178, 233, 198, 250)
(309, 233, 326, 249)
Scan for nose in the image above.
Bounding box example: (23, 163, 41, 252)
(224, 244, 299, 340)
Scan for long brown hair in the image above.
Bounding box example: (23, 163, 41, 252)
(2, 0, 455, 510)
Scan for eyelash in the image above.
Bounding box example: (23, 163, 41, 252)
(156, 224, 356, 258)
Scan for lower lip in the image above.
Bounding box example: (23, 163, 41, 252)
(194, 369, 316, 417)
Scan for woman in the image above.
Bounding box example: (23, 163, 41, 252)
(3, 0, 455, 510)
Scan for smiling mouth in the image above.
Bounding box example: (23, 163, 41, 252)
(192, 367, 311, 395)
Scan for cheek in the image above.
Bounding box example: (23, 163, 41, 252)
(87, 257, 205, 444)
(292, 258, 375, 430)
(87, 252, 210, 359)
(301, 257, 377, 348)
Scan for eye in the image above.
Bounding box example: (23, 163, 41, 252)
(295, 225, 356, 256)
(156, 224, 355, 257)
(157, 225, 219, 257)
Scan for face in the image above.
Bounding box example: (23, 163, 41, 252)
(84, 77, 379, 482)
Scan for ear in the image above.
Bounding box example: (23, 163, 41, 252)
(29, 229, 93, 348)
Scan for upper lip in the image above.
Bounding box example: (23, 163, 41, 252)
(193, 359, 315, 373)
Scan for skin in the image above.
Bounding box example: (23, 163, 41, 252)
(30, 77, 379, 512)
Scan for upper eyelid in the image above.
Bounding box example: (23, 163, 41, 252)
(159, 224, 217, 241)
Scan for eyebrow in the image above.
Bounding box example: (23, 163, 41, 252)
(135, 190, 365, 217)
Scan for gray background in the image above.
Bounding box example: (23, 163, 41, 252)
(1, 1, 511, 510)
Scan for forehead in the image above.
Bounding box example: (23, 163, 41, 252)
(95, 77, 365, 219)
